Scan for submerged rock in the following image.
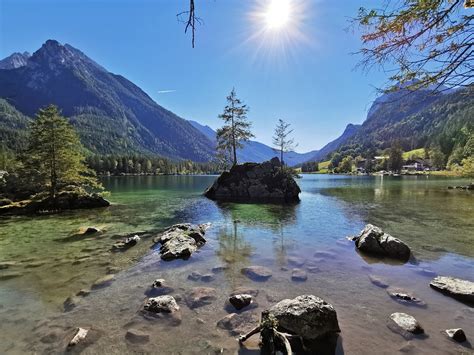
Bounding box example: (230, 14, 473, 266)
(445, 328, 467, 343)
(112, 234, 140, 251)
(229, 294, 253, 311)
(388, 312, 424, 339)
(153, 223, 209, 261)
(386, 288, 426, 307)
(68, 327, 89, 347)
(91, 274, 115, 290)
(291, 268, 308, 282)
(185, 287, 217, 309)
(430, 276, 474, 304)
(204, 158, 301, 203)
(269, 295, 340, 340)
(144, 279, 174, 297)
(368, 274, 389, 288)
(352, 224, 411, 261)
(143, 295, 180, 314)
(125, 329, 150, 344)
(217, 312, 259, 336)
(241, 266, 272, 281)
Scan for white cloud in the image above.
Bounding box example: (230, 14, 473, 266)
(157, 89, 176, 94)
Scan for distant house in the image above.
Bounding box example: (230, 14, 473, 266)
(402, 159, 431, 171)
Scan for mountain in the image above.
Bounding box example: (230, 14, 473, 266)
(306, 123, 361, 162)
(336, 86, 474, 156)
(188, 120, 319, 166)
(0, 52, 30, 69)
(0, 40, 214, 161)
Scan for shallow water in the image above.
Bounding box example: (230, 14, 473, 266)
(0, 175, 473, 354)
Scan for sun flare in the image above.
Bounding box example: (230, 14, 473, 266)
(264, 0, 291, 30)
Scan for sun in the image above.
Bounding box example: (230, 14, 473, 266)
(264, 0, 291, 30)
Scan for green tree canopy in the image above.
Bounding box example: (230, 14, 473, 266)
(22, 105, 101, 198)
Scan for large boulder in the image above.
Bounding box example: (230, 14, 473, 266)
(352, 224, 411, 261)
(204, 158, 300, 203)
(153, 223, 209, 261)
(269, 295, 340, 340)
(430, 276, 474, 305)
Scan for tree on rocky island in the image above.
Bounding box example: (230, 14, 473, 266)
(21, 105, 102, 199)
(354, 0, 473, 92)
(273, 119, 297, 166)
(216, 88, 254, 167)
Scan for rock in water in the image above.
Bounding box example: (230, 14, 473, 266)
(153, 223, 209, 261)
(229, 294, 253, 310)
(269, 295, 340, 340)
(352, 224, 411, 261)
(204, 157, 300, 203)
(445, 328, 467, 343)
(185, 287, 217, 309)
(143, 295, 180, 314)
(112, 234, 140, 251)
(388, 313, 424, 339)
(291, 268, 308, 282)
(429, 276, 474, 304)
(241, 266, 272, 281)
(386, 288, 426, 307)
(68, 327, 88, 347)
(125, 329, 150, 344)
(144, 279, 174, 297)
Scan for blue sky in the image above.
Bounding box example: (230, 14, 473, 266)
(0, 0, 388, 152)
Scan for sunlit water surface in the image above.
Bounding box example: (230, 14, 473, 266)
(0, 175, 473, 354)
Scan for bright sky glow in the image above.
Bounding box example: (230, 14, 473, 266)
(264, 0, 291, 30)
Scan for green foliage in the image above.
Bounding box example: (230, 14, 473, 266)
(388, 143, 404, 172)
(337, 156, 354, 173)
(460, 157, 474, 178)
(216, 88, 254, 166)
(430, 145, 446, 170)
(86, 154, 220, 175)
(301, 161, 319, 172)
(20, 105, 102, 198)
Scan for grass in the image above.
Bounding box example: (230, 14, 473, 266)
(402, 148, 426, 160)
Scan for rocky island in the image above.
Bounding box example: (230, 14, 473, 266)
(204, 157, 301, 203)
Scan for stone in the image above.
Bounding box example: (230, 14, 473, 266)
(200, 274, 215, 282)
(145, 279, 174, 297)
(68, 327, 89, 347)
(229, 294, 252, 310)
(153, 224, 208, 261)
(185, 287, 217, 309)
(241, 266, 272, 281)
(313, 251, 336, 259)
(269, 295, 340, 340)
(143, 295, 180, 314)
(188, 271, 203, 281)
(0, 272, 23, 280)
(211, 265, 229, 273)
(125, 329, 150, 344)
(307, 266, 321, 273)
(230, 287, 259, 298)
(76, 289, 91, 297)
(64, 296, 81, 312)
(386, 288, 426, 307)
(91, 274, 115, 290)
(291, 268, 308, 281)
(445, 328, 467, 343)
(83, 227, 101, 235)
(204, 158, 301, 203)
(287, 256, 306, 267)
(217, 312, 259, 336)
(112, 235, 140, 251)
(430, 276, 474, 304)
(353, 224, 411, 261)
(388, 313, 424, 339)
(368, 274, 389, 288)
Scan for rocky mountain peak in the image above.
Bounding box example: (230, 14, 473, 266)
(0, 51, 31, 70)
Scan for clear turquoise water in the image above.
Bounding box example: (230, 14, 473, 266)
(0, 175, 473, 354)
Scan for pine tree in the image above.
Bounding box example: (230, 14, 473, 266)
(23, 105, 101, 199)
(216, 88, 254, 166)
(272, 119, 297, 165)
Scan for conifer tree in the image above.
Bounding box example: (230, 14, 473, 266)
(272, 119, 297, 165)
(216, 88, 254, 166)
(23, 105, 101, 198)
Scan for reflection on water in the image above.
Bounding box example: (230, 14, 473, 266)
(0, 174, 473, 354)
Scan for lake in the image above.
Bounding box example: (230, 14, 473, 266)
(0, 174, 473, 354)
